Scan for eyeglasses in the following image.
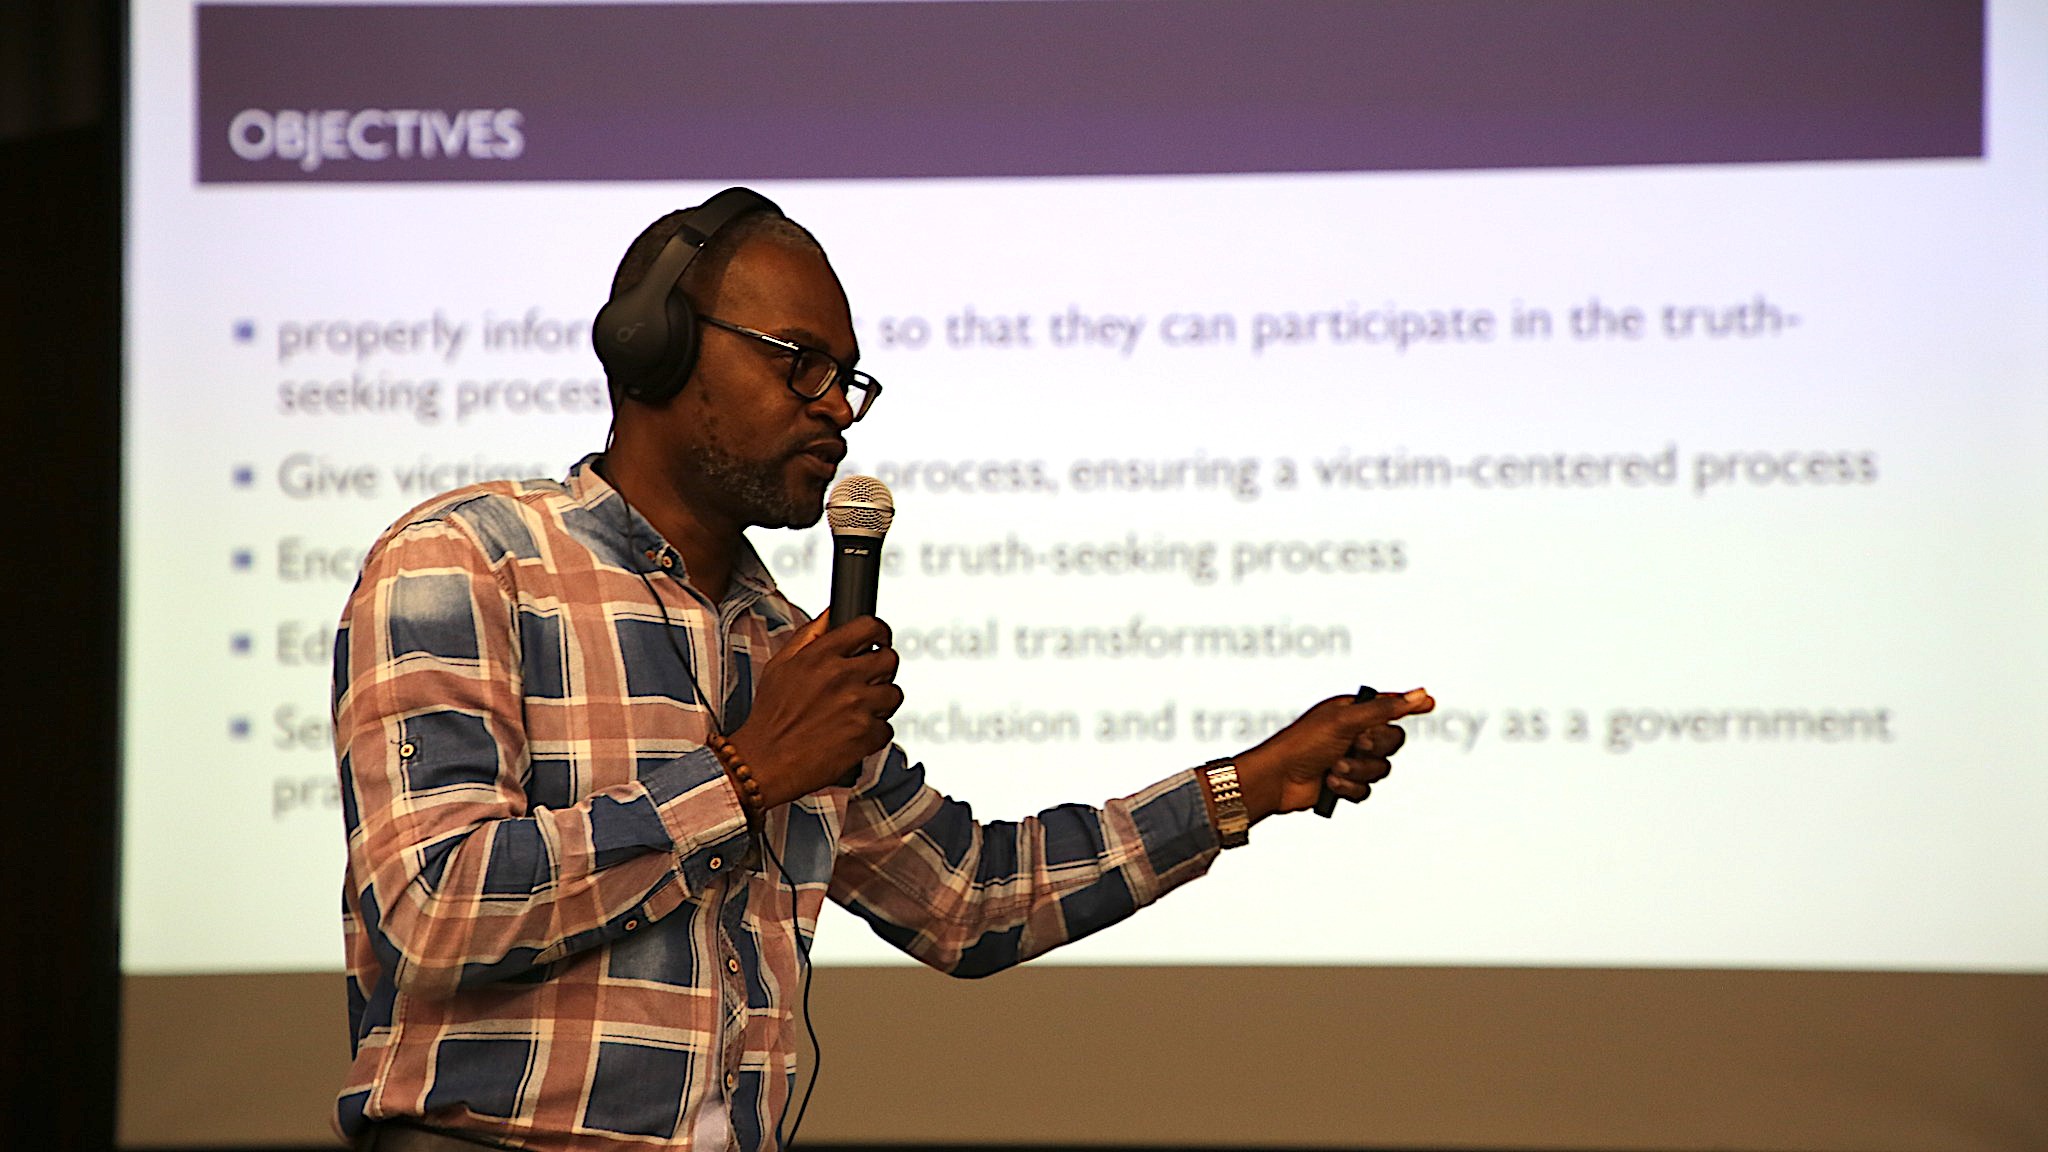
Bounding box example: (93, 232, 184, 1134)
(699, 315, 881, 422)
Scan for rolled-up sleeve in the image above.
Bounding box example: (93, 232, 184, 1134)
(827, 746, 1220, 977)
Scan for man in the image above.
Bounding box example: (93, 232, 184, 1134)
(332, 189, 1432, 1151)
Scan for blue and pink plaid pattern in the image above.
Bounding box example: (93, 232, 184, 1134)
(332, 455, 1220, 1149)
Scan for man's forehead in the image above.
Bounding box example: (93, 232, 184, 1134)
(718, 239, 848, 323)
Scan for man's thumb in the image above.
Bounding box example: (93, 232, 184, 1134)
(781, 612, 832, 658)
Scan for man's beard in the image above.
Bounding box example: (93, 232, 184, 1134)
(698, 436, 825, 529)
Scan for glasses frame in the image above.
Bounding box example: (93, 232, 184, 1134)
(699, 314, 881, 421)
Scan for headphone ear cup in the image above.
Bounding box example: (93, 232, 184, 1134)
(658, 275, 699, 402)
(612, 286, 688, 404)
(618, 233, 703, 405)
(604, 188, 782, 405)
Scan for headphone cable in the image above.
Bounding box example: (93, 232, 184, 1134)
(630, 557, 825, 1149)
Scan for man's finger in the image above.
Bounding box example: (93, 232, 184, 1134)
(1324, 770, 1373, 802)
(1334, 755, 1394, 786)
(851, 644, 902, 685)
(1341, 688, 1434, 728)
(824, 614, 893, 656)
(877, 682, 907, 717)
(1352, 725, 1407, 759)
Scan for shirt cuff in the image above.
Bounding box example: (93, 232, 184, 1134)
(641, 745, 753, 886)
(1129, 769, 1223, 893)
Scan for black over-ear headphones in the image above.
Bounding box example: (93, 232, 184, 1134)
(593, 186, 784, 404)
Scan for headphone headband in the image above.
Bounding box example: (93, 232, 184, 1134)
(593, 187, 783, 403)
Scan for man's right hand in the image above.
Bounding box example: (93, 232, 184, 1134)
(726, 614, 903, 808)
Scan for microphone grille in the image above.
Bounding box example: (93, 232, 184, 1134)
(826, 475, 895, 538)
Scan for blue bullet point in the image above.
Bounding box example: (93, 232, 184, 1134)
(231, 549, 254, 571)
(230, 633, 252, 655)
(232, 465, 255, 488)
(233, 319, 256, 343)
(229, 717, 251, 739)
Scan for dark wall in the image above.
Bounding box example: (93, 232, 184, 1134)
(0, 2, 122, 1149)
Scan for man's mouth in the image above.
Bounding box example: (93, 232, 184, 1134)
(792, 439, 846, 478)
(798, 439, 846, 467)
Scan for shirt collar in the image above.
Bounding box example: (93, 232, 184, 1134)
(567, 453, 779, 598)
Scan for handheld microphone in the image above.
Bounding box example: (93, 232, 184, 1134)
(825, 475, 895, 628)
(1314, 685, 1378, 817)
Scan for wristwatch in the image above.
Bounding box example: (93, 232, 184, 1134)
(1202, 758, 1251, 849)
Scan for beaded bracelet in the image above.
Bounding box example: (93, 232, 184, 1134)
(707, 733, 766, 817)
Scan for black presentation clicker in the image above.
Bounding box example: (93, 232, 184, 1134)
(1313, 685, 1378, 818)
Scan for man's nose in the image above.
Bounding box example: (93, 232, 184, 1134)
(808, 379, 856, 429)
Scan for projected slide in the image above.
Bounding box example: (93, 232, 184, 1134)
(123, 1, 2047, 975)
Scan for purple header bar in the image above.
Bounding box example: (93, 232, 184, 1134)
(197, 1, 1984, 184)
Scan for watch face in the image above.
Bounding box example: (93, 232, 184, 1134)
(1204, 763, 1251, 847)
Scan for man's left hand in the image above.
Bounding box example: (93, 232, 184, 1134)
(1233, 689, 1435, 823)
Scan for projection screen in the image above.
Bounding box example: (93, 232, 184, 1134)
(120, 1, 2048, 1147)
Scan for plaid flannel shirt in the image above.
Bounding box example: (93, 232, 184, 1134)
(333, 455, 1221, 1150)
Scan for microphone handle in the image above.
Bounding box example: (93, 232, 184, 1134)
(828, 535, 883, 629)
(1313, 685, 1377, 818)
(828, 534, 885, 785)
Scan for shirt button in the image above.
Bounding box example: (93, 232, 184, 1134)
(708, 856, 722, 871)
(398, 742, 416, 759)
(658, 553, 674, 569)
(726, 957, 741, 974)
(623, 918, 639, 931)
(724, 1072, 737, 1091)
